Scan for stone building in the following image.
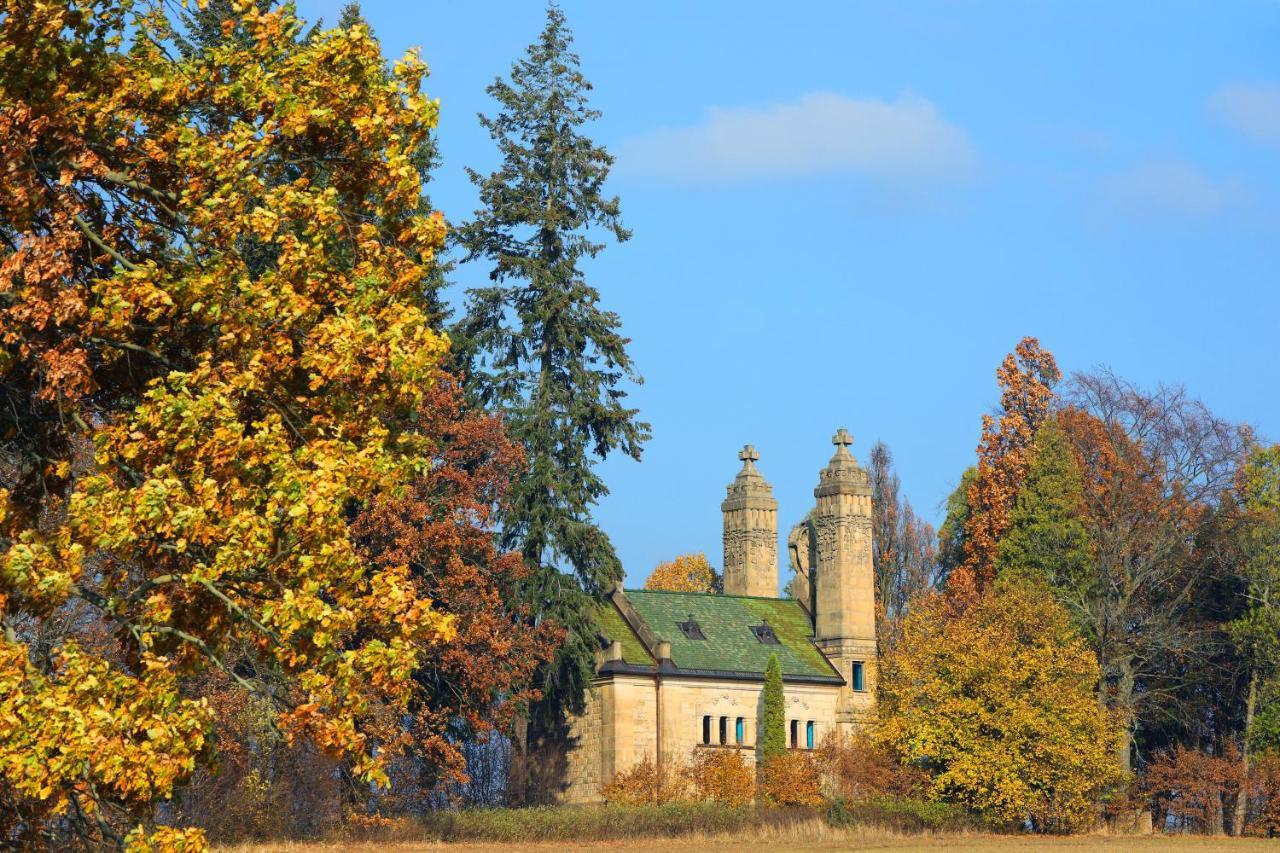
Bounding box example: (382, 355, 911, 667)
(560, 430, 877, 802)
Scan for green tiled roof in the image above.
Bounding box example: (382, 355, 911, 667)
(621, 589, 838, 680)
(594, 600, 654, 666)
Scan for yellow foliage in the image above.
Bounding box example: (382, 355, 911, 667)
(877, 578, 1126, 831)
(0, 0, 454, 842)
(644, 552, 717, 593)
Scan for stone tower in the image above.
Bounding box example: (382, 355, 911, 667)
(721, 445, 779, 597)
(812, 429, 877, 724)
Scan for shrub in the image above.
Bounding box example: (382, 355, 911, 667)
(687, 747, 755, 805)
(601, 756, 687, 805)
(818, 730, 926, 801)
(760, 752, 823, 807)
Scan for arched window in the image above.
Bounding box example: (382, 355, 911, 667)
(719, 716, 727, 745)
(702, 715, 711, 744)
(735, 717, 744, 745)
(806, 720, 815, 750)
(789, 719, 798, 749)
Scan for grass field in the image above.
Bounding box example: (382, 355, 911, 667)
(218, 832, 1278, 853)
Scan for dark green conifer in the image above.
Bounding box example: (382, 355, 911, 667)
(994, 417, 1091, 590)
(454, 4, 649, 739)
(761, 654, 786, 763)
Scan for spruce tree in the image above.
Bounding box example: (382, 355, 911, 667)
(761, 654, 787, 763)
(454, 4, 649, 739)
(994, 417, 1091, 591)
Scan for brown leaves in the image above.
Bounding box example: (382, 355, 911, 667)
(950, 337, 1060, 603)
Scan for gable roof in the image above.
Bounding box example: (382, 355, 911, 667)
(594, 589, 841, 683)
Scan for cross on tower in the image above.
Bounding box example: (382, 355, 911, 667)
(832, 428, 853, 449)
(738, 444, 760, 464)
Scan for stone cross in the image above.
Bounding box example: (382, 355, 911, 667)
(738, 444, 760, 464)
(832, 428, 853, 449)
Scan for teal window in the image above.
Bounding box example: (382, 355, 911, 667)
(806, 721, 815, 749)
(735, 717, 744, 745)
(852, 661, 865, 691)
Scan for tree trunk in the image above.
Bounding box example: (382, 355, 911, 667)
(1232, 670, 1259, 836)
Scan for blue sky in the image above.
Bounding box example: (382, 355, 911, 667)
(301, 1, 1280, 590)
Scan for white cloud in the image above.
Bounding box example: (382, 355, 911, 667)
(1102, 160, 1245, 219)
(1209, 82, 1280, 146)
(618, 92, 974, 184)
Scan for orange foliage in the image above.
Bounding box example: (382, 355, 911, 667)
(351, 376, 561, 798)
(687, 748, 755, 806)
(759, 752, 823, 807)
(951, 337, 1061, 602)
(601, 756, 688, 805)
(1143, 744, 1246, 834)
(645, 553, 717, 593)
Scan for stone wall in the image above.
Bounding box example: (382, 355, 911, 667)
(560, 673, 842, 802)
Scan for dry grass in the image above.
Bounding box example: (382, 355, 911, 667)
(217, 827, 1280, 853)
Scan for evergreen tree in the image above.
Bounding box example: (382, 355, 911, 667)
(937, 467, 976, 588)
(454, 4, 649, 738)
(994, 417, 1091, 593)
(761, 654, 786, 763)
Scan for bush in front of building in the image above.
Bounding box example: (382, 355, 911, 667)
(688, 747, 756, 805)
(600, 755, 688, 804)
(818, 730, 927, 801)
(759, 751, 823, 807)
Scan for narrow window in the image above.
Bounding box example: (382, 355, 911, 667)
(852, 661, 865, 691)
(789, 719, 798, 749)
(806, 721, 815, 750)
(703, 715, 711, 744)
(735, 717, 744, 745)
(719, 716, 728, 745)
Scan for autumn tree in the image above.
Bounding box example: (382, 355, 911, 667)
(1055, 372, 1250, 772)
(1, 2, 455, 846)
(348, 375, 560, 805)
(644, 553, 718, 593)
(452, 4, 648, 744)
(950, 338, 1061, 601)
(868, 441, 938, 646)
(878, 578, 1125, 832)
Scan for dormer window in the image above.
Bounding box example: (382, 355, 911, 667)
(750, 623, 779, 644)
(677, 615, 705, 641)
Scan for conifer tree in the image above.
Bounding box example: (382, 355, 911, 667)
(994, 417, 1091, 593)
(454, 4, 649, 738)
(761, 654, 787, 763)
